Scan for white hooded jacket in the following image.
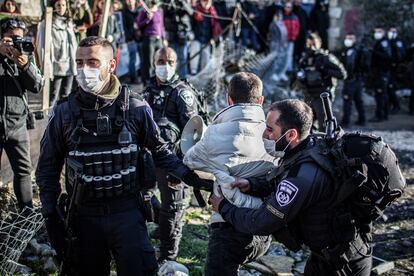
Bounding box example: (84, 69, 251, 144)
(183, 104, 277, 223)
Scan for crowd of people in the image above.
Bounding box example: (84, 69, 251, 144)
(0, 1, 412, 276)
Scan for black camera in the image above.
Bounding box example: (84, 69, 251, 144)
(96, 114, 112, 136)
(12, 35, 34, 54)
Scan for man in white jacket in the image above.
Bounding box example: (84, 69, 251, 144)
(183, 72, 277, 275)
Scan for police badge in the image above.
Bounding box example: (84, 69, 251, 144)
(276, 180, 299, 207)
(179, 90, 194, 107)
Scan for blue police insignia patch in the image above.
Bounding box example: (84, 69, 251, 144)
(276, 180, 298, 207)
(180, 90, 194, 106)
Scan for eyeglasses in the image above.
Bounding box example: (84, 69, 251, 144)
(1, 20, 26, 32)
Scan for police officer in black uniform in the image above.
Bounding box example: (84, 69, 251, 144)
(407, 42, 414, 116)
(370, 27, 392, 122)
(210, 99, 372, 276)
(0, 19, 44, 210)
(163, 0, 193, 78)
(340, 33, 366, 127)
(143, 47, 200, 262)
(295, 32, 346, 131)
(36, 37, 208, 275)
(387, 27, 406, 114)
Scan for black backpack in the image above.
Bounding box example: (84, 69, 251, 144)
(309, 130, 406, 235)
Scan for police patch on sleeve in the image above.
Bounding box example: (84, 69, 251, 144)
(276, 180, 299, 207)
(179, 90, 195, 107)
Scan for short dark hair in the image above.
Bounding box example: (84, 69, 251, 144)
(78, 36, 115, 57)
(228, 72, 262, 104)
(270, 99, 313, 139)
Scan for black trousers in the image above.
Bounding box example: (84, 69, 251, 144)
(0, 126, 32, 210)
(373, 73, 390, 120)
(205, 223, 271, 276)
(305, 242, 372, 276)
(342, 78, 365, 125)
(51, 75, 74, 105)
(305, 93, 334, 132)
(154, 168, 190, 261)
(410, 85, 414, 114)
(388, 71, 400, 110)
(73, 205, 158, 276)
(140, 36, 163, 85)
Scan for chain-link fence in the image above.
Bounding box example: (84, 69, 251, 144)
(187, 35, 290, 113)
(0, 191, 44, 275)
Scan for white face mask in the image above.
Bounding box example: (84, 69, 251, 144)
(374, 32, 384, 40)
(388, 31, 397, 40)
(155, 64, 175, 82)
(76, 64, 108, 94)
(344, 39, 354, 48)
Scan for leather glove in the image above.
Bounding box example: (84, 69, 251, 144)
(44, 212, 66, 262)
(181, 171, 214, 207)
(181, 171, 214, 192)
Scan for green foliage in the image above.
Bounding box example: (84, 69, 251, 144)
(176, 208, 210, 276)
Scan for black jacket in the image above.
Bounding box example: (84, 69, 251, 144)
(219, 137, 336, 251)
(389, 38, 406, 72)
(298, 49, 347, 97)
(293, 5, 309, 57)
(122, 6, 139, 42)
(144, 75, 198, 132)
(240, 1, 258, 29)
(164, 1, 193, 44)
(36, 85, 191, 217)
(340, 46, 368, 80)
(0, 57, 44, 138)
(371, 38, 392, 74)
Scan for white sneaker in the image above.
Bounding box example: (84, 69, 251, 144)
(272, 74, 280, 81)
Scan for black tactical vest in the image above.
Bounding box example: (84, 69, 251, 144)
(65, 90, 140, 200)
(267, 138, 344, 252)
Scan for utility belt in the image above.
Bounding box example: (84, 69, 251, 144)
(311, 235, 371, 272)
(67, 143, 139, 199)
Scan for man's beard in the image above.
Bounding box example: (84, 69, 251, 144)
(275, 136, 290, 152)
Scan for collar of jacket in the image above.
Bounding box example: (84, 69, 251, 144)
(283, 136, 312, 160)
(53, 15, 69, 29)
(212, 104, 265, 125)
(76, 74, 121, 109)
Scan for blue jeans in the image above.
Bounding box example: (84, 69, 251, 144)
(241, 27, 258, 51)
(127, 41, 138, 81)
(170, 42, 189, 78)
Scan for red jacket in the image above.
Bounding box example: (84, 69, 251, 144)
(193, 4, 222, 40)
(283, 12, 300, 42)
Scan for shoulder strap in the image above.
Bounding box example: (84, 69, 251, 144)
(161, 80, 182, 117)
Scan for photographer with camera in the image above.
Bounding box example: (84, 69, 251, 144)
(0, 19, 44, 210)
(294, 32, 346, 131)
